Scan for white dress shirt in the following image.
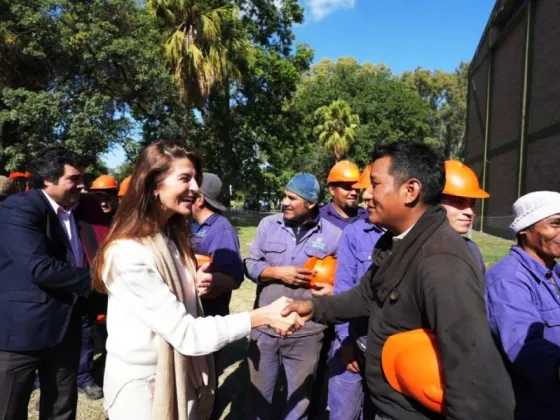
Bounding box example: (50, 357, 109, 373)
(41, 190, 85, 267)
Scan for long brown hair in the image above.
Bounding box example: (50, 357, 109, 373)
(92, 141, 202, 293)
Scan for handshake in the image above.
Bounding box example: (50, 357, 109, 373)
(252, 297, 314, 336)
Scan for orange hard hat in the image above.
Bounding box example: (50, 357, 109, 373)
(382, 329, 444, 413)
(9, 171, 30, 179)
(195, 254, 213, 269)
(118, 176, 131, 197)
(327, 161, 360, 184)
(352, 164, 371, 189)
(91, 174, 118, 191)
(443, 160, 489, 199)
(303, 255, 337, 288)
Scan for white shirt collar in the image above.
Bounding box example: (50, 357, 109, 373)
(393, 224, 414, 242)
(41, 190, 72, 215)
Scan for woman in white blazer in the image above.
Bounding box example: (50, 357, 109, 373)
(92, 141, 302, 420)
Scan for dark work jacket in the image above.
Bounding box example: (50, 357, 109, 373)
(0, 190, 109, 351)
(311, 206, 515, 420)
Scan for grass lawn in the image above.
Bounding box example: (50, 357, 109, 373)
(472, 230, 513, 268)
(27, 226, 511, 420)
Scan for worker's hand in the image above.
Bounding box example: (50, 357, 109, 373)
(280, 299, 314, 324)
(275, 266, 312, 287)
(196, 262, 213, 297)
(311, 282, 334, 296)
(262, 297, 305, 336)
(341, 343, 360, 374)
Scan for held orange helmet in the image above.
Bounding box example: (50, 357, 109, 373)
(382, 329, 444, 413)
(443, 160, 489, 199)
(352, 164, 371, 189)
(118, 176, 131, 197)
(303, 255, 337, 288)
(91, 174, 118, 191)
(194, 254, 213, 269)
(327, 161, 360, 184)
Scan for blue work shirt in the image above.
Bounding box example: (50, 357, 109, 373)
(485, 246, 560, 419)
(191, 213, 244, 317)
(465, 237, 486, 274)
(334, 219, 383, 345)
(244, 213, 341, 337)
(319, 201, 368, 231)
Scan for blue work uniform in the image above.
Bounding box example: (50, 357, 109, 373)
(244, 212, 341, 420)
(191, 213, 244, 317)
(485, 246, 560, 419)
(328, 219, 383, 420)
(319, 201, 368, 231)
(465, 237, 486, 274)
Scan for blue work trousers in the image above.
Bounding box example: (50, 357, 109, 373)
(247, 330, 324, 420)
(328, 338, 375, 420)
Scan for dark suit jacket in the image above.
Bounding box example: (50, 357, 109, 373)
(0, 190, 109, 351)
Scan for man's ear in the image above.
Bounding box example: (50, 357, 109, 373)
(402, 178, 421, 205)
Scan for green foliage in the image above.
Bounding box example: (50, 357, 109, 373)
(187, 0, 313, 203)
(313, 99, 359, 161)
(147, 0, 254, 138)
(0, 0, 180, 171)
(288, 58, 431, 182)
(401, 62, 469, 159)
(0, 0, 469, 199)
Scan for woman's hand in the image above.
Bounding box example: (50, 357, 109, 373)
(251, 297, 305, 336)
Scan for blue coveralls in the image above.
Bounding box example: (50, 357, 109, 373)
(328, 218, 383, 420)
(319, 201, 368, 231)
(244, 213, 341, 420)
(191, 213, 244, 316)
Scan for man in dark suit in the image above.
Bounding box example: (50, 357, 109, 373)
(0, 147, 109, 420)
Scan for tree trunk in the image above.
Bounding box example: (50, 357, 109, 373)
(220, 79, 232, 208)
(183, 109, 190, 143)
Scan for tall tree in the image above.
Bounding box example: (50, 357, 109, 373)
(147, 0, 253, 138)
(188, 0, 311, 204)
(0, 0, 179, 171)
(313, 99, 359, 161)
(401, 62, 469, 159)
(291, 58, 430, 176)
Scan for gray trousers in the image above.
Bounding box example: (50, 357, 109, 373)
(247, 330, 324, 420)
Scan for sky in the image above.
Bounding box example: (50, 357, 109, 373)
(102, 0, 495, 169)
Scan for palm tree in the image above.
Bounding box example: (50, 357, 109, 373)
(147, 0, 253, 138)
(313, 99, 360, 161)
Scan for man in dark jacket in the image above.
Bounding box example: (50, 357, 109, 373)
(0, 147, 109, 419)
(283, 141, 515, 420)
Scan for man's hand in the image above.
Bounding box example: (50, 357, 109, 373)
(281, 300, 313, 322)
(341, 343, 360, 374)
(311, 282, 334, 296)
(260, 297, 305, 336)
(274, 266, 312, 287)
(196, 262, 213, 297)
